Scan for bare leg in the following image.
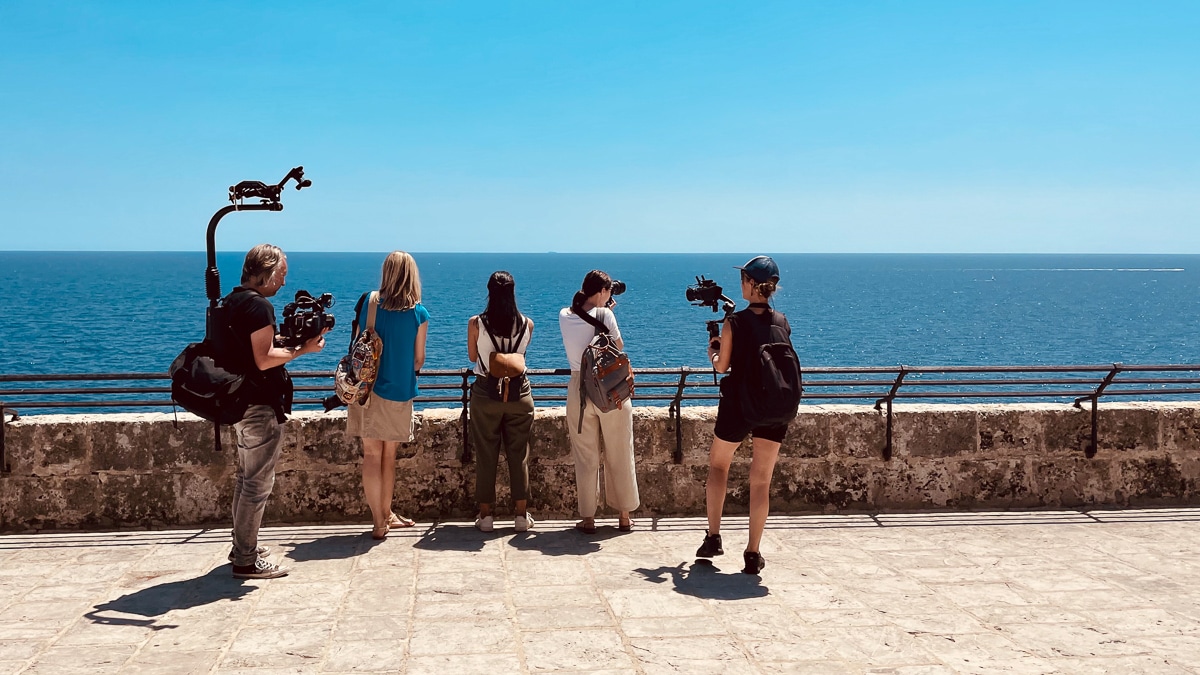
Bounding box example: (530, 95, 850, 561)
(361, 438, 386, 529)
(379, 440, 399, 521)
(706, 437, 740, 535)
(478, 503, 492, 517)
(513, 499, 526, 518)
(746, 437, 781, 553)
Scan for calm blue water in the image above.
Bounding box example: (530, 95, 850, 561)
(2, 252, 1198, 378)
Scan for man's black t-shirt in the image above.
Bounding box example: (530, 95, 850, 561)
(220, 287, 289, 409)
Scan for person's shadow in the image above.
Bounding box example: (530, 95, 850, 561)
(84, 566, 258, 629)
(507, 529, 604, 557)
(284, 533, 384, 562)
(634, 560, 769, 600)
(413, 523, 505, 553)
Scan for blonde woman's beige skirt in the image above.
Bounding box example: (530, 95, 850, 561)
(345, 391, 415, 443)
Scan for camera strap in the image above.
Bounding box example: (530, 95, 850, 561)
(576, 307, 610, 335)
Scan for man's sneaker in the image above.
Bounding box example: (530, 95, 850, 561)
(227, 545, 269, 563)
(514, 513, 534, 533)
(232, 558, 289, 580)
(742, 550, 766, 575)
(475, 515, 494, 532)
(696, 531, 724, 558)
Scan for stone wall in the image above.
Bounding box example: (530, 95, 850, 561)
(3, 402, 1200, 532)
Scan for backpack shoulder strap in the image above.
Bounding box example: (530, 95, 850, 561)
(365, 291, 380, 331)
(347, 291, 370, 353)
(480, 314, 505, 354)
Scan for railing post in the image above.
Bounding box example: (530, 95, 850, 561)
(459, 369, 473, 463)
(1073, 362, 1122, 459)
(0, 403, 8, 474)
(874, 367, 908, 461)
(670, 368, 691, 464)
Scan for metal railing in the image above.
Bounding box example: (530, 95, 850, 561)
(4, 363, 1200, 473)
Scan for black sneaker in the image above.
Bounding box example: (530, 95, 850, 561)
(696, 531, 724, 558)
(742, 550, 766, 575)
(227, 545, 269, 563)
(232, 558, 289, 580)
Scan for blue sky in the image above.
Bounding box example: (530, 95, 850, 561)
(1, 2, 1197, 253)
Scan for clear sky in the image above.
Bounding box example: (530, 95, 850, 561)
(1, 1, 1197, 253)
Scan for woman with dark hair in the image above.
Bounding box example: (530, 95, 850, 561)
(468, 271, 535, 532)
(695, 255, 794, 574)
(559, 270, 639, 534)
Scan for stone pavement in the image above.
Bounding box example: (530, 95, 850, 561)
(4, 510, 1200, 674)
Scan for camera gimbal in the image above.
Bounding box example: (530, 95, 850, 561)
(203, 167, 312, 339)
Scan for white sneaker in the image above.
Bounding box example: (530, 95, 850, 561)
(514, 513, 534, 533)
(475, 515, 494, 532)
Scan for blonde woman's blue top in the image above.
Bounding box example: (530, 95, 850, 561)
(357, 301, 430, 402)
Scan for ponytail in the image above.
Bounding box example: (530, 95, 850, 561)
(754, 279, 777, 300)
(571, 290, 589, 316)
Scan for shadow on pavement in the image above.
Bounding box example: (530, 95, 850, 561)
(507, 528, 603, 556)
(84, 566, 256, 629)
(413, 523, 504, 552)
(635, 560, 768, 600)
(285, 533, 382, 561)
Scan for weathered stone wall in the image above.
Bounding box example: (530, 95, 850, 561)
(3, 402, 1200, 532)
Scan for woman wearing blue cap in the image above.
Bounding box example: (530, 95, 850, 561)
(695, 255, 800, 574)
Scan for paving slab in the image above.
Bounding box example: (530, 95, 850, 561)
(3, 509, 1200, 673)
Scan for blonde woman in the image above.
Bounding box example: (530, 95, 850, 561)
(346, 251, 429, 539)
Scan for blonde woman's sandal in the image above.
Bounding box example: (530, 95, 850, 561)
(388, 513, 415, 528)
(371, 524, 389, 541)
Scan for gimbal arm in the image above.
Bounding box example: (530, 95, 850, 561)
(204, 166, 313, 307)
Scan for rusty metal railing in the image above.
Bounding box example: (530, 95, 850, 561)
(4, 364, 1200, 472)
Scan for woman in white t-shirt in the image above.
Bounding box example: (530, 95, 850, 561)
(558, 269, 640, 534)
(467, 271, 535, 533)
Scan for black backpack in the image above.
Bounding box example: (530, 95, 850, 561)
(170, 289, 288, 429)
(169, 340, 253, 425)
(736, 309, 802, 427)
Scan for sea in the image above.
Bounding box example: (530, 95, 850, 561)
(2, 252, 1198, 410)
(4, 251, 1198, 372)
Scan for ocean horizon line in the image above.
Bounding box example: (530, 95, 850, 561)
(3, 250, 1200, 257)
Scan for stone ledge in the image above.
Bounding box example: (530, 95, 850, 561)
(3, 402, 1199, 531)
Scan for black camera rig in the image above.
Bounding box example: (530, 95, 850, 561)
(687, 275, 736, 345)
(687, 275, 737, 383)
(202, 167, 313, 341)
(278, 290, 336, 349)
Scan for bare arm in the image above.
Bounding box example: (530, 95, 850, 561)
(708, 318, 734, 373)
(414, 321, 428, 372)
(250, 325, 325, 371)
(467, 316, 479, 363)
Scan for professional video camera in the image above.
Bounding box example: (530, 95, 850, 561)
(687, 275, 736, 350)
(278, 290, 336, 349)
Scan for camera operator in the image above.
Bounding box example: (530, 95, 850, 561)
(695, 256, 791, 575)
(559, 270, 640, 534)
(223, 243, 327, 579)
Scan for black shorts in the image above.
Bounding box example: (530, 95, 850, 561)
(713, 379, 789, 444)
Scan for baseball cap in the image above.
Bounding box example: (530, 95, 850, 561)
(735, 255, 780, 283)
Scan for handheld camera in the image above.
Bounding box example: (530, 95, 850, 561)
(278, 289, 336, 349)
(686, 276, 736, 349)
(605, 280, 627, 308)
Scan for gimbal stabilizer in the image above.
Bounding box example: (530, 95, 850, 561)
(204, 166, 312, 308)
(202, 167, 312, 341)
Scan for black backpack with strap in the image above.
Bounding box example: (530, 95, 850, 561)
(734, 307, 802, 427)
